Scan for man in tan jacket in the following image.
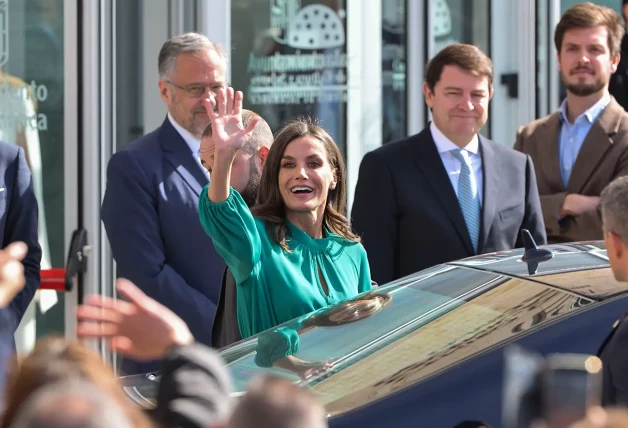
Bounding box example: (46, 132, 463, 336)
(516, 3, 628, 244)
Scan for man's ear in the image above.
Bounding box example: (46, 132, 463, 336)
(423, 81, 434, 108)
(609, 231, 625, 260)
(611, 52, 621, 74)
(257, 145, 270, 167)
(158, 80, 171, 104)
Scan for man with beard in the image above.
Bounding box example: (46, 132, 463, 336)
(200, 109, 273, 348)
(515, 3, 628, 244)
(102, 33, 230, 374)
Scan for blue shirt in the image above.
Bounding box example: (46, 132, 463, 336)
(430, 122, 483, 205)
(558, 94, 610, 187)
(167, 113, 206, 173)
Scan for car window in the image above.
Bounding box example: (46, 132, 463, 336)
(312, 279, 589, 416)
(222, 265, 591, 417)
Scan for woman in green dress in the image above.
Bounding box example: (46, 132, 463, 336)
(198, 87, 372, 340)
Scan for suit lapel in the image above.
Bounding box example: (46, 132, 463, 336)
(535, 113, 565, 192)
(566, 99, 622, 193)
(159, 117, 209, 197)
(478, 137, 499, 252)
(414, 128, 474, 255)
(597, 311, 628, 357)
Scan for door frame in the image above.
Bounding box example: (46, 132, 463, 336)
(63, 0, 79, 340)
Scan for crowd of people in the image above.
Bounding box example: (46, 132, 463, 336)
(2, 0, 628, 426)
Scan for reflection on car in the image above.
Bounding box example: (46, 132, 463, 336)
(120, 241, 627, 427)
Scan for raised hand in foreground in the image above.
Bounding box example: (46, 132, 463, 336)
(76, 278, 194, 361)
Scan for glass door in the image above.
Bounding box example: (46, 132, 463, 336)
(2, 0, 79, 352)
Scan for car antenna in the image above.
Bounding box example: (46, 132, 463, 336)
(521, 230, 553, 275)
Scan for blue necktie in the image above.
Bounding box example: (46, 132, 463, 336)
(450, 149, 481, 252)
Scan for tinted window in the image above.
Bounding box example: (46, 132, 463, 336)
(222, 266, 591, 417)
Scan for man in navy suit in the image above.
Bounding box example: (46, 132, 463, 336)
(101, 33, 227, 375)
(351, 44, 546, 285)
(0, 141, 41, 394)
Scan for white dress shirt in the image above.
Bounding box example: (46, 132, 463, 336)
(430, 122, 483, 205)
(167, 113, 206, 172)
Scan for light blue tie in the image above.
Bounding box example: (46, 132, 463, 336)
(450, 149, 481, 252)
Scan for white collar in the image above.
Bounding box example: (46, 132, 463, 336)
(168, 113, 201, 156)
(430, 121, 480, 155)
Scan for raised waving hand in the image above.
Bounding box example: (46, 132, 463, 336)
(201, 88, 260, 203)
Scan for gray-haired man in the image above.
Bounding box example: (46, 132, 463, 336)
(102, 32, 228, 375)
(597, 176, 628, 406)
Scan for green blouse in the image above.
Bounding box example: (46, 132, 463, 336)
(198, 186, 372, 339)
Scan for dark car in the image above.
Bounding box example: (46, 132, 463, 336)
(121, 241, 627, 427)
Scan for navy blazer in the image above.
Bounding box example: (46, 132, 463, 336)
(0, 141, 41, 393)
(351, 127, 547, 285)
(599, 311, 628, 407)
(101, 118, 226, 375)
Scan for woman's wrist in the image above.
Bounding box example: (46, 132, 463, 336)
(214, 147, 239, 161)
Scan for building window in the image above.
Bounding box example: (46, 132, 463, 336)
(432, 0, 490, 54)
(2, 0, 65, 339)
(428, 0, 491, 136)
(231, 0, 349, 156)
(382, 0, 407, 144)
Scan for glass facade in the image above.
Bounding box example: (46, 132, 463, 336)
(428, 0, 491, 136)
(432, 0, 490, 55)
(231, 0, 350, 155)
(382, 0, 407, 144)
(3, 0, 65, 340)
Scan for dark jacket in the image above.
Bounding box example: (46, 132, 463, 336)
(101, 118, 226, 374)
(609, 33, 628, 112)
(351, 127, 546, 285)
(156, 343, 233, 428)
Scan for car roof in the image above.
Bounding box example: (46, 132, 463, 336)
(446, 241, 624, 300)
